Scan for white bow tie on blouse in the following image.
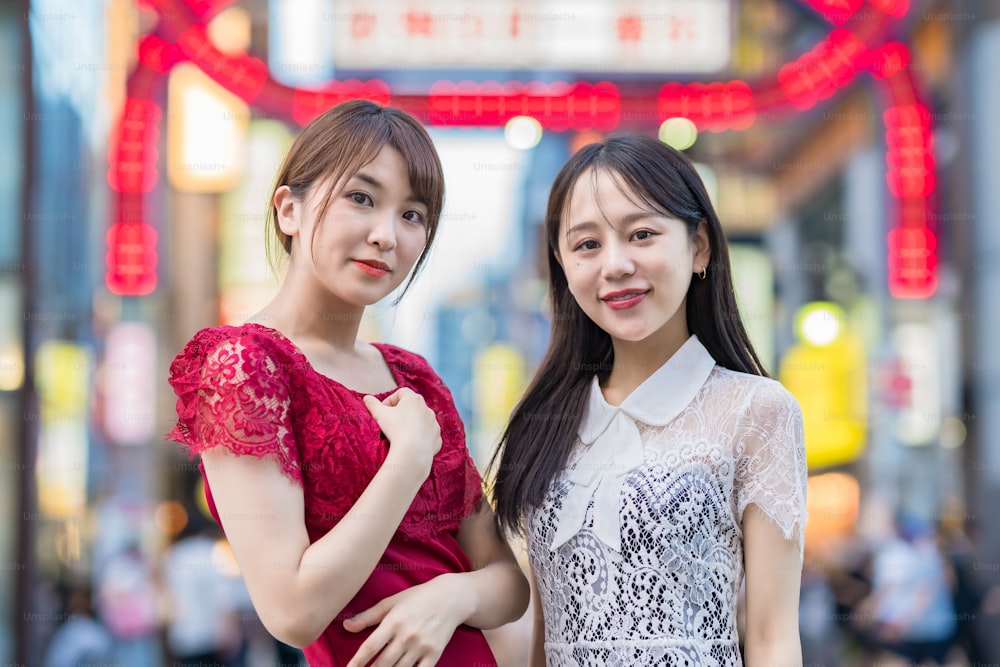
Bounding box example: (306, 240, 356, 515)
(549, 335, 717, 553)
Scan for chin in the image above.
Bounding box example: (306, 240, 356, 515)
(604, 325, 656, 343)
(335, 280, 397, 303)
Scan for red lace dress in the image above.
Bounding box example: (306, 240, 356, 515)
(167, 323, 496, 667)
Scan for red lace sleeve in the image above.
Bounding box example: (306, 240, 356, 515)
(166, 328, 302, 484)
(461, 448, 486, 519)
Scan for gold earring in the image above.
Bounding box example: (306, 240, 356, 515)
(698, 267, 707, 280)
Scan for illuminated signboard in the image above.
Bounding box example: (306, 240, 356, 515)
(102, 323, 157, 446)
(113, 0, 940, 299)
(327, 0, 731, 73)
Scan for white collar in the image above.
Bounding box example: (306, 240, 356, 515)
(578, 334, 718, 443)
(550, 335, 716, 552)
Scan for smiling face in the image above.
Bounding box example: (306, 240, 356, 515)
(275, 145, 429, 308)
(556, 167, 711, 351)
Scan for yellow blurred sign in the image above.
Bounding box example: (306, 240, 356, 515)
(779, 334, 867, 470)
(472, 344, 526, 462)
(35, 341, 91, 518)
(36, 340, 90, 419)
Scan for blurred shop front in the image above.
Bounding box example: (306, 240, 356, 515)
(9, 0, 1000, 663)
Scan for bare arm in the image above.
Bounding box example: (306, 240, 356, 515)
(452, 501, 531, 629)
(202, 388, 440, 648)
(342, 497, 530, 666)
(528, 568, 547, 667)
(742, 504, 803, 667)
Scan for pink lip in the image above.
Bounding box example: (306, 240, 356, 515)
(601, 289, 648, 310)
(353, 259, 390, 277)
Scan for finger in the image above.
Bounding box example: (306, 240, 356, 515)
(362, 394, 382, 414)
(345, 627, 392, 667)
(344, 598, 393, 632)
(382, 387, 411, 407)
(391, 637, 441, 667)
(371, 642, 407, 667)
(415, 652, 442, 667)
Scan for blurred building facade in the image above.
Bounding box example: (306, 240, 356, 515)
(4, 0, 1000, 663)
(1, 3, 28, 661)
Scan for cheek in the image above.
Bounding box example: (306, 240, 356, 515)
(562, 263, 595, 300)
(560, 261, 580, 284)
(566, 258, 599, 280)
(400, 228, 427, 259)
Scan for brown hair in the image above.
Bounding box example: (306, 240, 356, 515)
(265, 100, 445, 296)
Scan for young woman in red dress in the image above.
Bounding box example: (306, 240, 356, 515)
(167, 100, 529, 667)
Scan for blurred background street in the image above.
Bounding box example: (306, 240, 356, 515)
(2, 0, 1000, 664)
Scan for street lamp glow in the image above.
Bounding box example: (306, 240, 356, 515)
(504, 116, 543, 150)
(795, 302, 844, 346)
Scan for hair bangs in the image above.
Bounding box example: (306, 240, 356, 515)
(597, 144, 703, 227)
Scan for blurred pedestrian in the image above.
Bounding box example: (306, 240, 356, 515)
(93, 541, 163, 666)
(856, 511, 957, 665)
(800, 557, 843, 665)
(160, 515, 247, 666)
(42, 584, 114, 667)
(491, 134, 808, 665)
(826, 535, 877, 662)
(938, 506, 991, 663)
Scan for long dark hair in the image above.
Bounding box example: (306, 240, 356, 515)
(490, 134, 767, 534)
(265, 99, 444, 297)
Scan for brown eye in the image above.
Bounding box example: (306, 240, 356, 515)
(403, 210, 426, 225)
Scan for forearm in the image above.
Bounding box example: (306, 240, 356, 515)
(451, 560, 530, 629)
(529, 631, 547, 667)
(742, 506, 804, 667)
(743, 634, 802, 667)
(528, 567, 547, 667)
(289, 458, 427, 638)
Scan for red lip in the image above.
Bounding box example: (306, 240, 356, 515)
(353, 259, 390, 277)
(601, 289, 649, 310)
(601, 289, 648, 300)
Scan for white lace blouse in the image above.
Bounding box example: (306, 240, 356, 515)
(527, 335, 808, 666)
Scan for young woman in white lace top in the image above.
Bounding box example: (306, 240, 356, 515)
(491, 135, 808, 666)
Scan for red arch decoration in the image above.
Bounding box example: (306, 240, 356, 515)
(108, 0, 935, 299)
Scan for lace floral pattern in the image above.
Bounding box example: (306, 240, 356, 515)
(527, 369, 807, 666)
(167, 324, 483, 542)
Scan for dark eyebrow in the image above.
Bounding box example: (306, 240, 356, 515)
(565, 221, 599, 235)
(351, 171, 426, 207)
(565, 212, 657, 235)
(352, 172, 384, 190)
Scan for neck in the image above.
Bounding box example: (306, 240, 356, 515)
(605, 322, 691, 397)
(253, 272, 366, 352)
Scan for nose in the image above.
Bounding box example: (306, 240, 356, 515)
(600, 240, 635, 279)
(367, 212, 397, 251)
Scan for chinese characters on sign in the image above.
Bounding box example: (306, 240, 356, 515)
(328, 0, 731, 73)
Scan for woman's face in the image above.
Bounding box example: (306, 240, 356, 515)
(556, 167, 710, 350)
(278, 145, 429, 308)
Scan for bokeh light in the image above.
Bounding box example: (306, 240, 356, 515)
(504, 116, 543, 150)
(658, 117, 698, 150)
